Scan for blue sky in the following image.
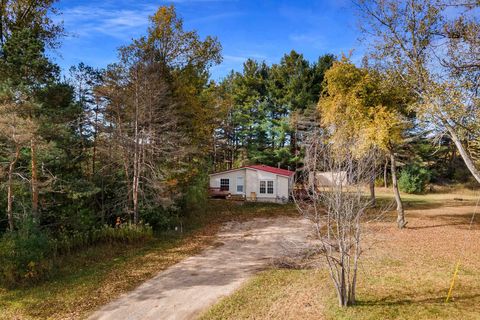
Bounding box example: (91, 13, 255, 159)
(53, 0, 363, 81)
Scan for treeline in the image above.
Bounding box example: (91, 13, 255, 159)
(0, 1, 477, 285)
(213, 52, 334, 171)
(0, 2, 336, 285)
(0, 3, 225, 284)
(0, 4, 338, 237)
(0, 5, 220, 233)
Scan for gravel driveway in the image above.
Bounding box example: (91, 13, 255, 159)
(89, 216, 311, 320)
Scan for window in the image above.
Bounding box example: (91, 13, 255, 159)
(259, 180, 274, 194)
(237, 176, 244, 193)
(220, 179, 229, 191)
(259, 181, 266, 194)
(267, 181, 274, 194)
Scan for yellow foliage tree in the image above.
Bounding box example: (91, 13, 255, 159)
(319, 58, 409, 228)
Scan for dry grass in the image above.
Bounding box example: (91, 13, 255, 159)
(375, 186, 479, 208)
(202, 190, 480, 320)
(0, 201, 294, 320)
(0, 227, 219, 320)
(200, 269, 328, 320)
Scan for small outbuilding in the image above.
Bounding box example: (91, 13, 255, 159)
(209, 165, 295, 203)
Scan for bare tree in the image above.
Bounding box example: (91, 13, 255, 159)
(356, 0, 480, 184)
(98, 49, 188, 224)
(294, 130, 379, 307)
(95, 6, 220, 224)
(0, 100, 36, 230)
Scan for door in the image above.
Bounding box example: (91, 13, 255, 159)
(236, 176, 244, 194)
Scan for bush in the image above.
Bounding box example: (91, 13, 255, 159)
(398, 164, 431, 194)
(0, 224, 53, 287)
(141, 206, 181, 231)
(173, 170, 210, 230)
(51, 224, 154, 255)
(183, 172, 208, 221)
(0, 223, 153, 287)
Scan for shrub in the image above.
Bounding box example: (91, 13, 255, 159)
(172, 170, 209, 230)
(0, 224, 53, 287)
(141, 206, 181, 231)
(398, 164, 431, 194)
(0, 223, 153, 287)
(51, 224, 153, 255)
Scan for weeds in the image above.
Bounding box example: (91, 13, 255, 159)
(0, 224, 153, 287)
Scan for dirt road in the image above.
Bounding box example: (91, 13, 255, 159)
(89, 216, 311, 320)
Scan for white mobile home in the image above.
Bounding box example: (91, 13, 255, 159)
(209, 165, 295, 203)
(309, 171, 348, 187)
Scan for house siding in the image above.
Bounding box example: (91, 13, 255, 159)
(245, 169, 258, 200)
(209, 169, 246, 195)
(210, 167, 293, 203)
(277, 175, 290, 201)
(255, 170, 278, 200)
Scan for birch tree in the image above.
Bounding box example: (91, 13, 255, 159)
(356, 0, 480, 184)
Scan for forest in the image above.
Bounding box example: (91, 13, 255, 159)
(0, 0, 478, 300)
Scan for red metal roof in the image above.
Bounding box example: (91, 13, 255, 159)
(210, 164, 295, 177)
(244, 165, 295, 177)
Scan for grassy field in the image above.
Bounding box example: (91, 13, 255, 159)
(201, 187, 480, 320)
(0, 201, 296, 320)
(3, 189, 478, 320)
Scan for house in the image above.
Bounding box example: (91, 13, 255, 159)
(309, 171, 348, 187)
(209, 165, 295, 203)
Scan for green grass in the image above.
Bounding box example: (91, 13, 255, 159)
(0, 201, 294, 320)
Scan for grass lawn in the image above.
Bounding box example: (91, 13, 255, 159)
(0, 201, 296, 320)
(201, 188, 480, 320)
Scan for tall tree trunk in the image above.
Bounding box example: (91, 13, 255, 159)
(444, 120, 480, 184)
(390, 153, 406, 228)
(132, 144, 139, 225)
(31, 138, 39, 221)
(0, 0, 4, 46)
(213, 133, 217, 172)
(132, 80, 140, 225)
(290, 129, 297, 159)
(384, 157, 388, 188)
(7, 147, 20, 231)
(369, 155, 377, 205)
(369, 174, 376, 206)
(101, 176, 105, 225)
(92, 138, 97, 176)
(230, 134, 235, 170)
(115, 116, 132, 217)
(92, 102, 99, 176)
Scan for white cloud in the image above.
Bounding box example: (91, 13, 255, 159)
(58, 4, 155, 39)
(289, 33, 326, 49)
(187, 11, 243, 25)
(59, 2, 241, 40)
(224, 52, 268, 63)
(223, 54, 247, 62)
